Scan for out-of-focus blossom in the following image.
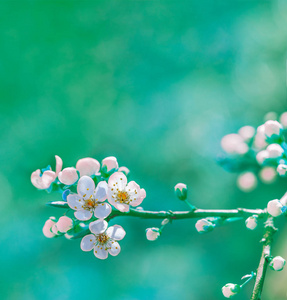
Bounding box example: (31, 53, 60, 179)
(263, 120, 283, 138)
(266, 144, 284, 159)
(267, 199, 284, 217)
(256, 150, 269, 165)
(195, 219, 215, 233)
(269, 256, 286, 271)
(221, 134, 248, 155)
(238, 126, 255, 141)
(279, 112, 287, 128)
(237, 172, 257, 192)
(222, 283, 240, 298)
(259, 167, 277, 184)
(277, 164, 287, 176)
(146, 227, 161, 241)
(42, 217, 57, 238)
(245, 216, 258, 230)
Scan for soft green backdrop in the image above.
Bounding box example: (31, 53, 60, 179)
(1, 1, 287, 299)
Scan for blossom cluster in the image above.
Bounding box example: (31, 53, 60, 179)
(219, 112, 287, 192)
(32, 156, 146, 259)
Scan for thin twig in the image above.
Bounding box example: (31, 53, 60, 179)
(250, 217, 277, 300)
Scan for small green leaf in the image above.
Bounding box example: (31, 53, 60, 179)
(46, 201, 69, 208)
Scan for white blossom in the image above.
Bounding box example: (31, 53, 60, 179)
(107, 172, 146, 212)
(279, 112, 287, 128)
(42, 217, 57, 238)
(174, 183, 188, 200)
(80, 219, 126, 259)
(277, 164, 287, 176)
(256, 150, 269, 165)
(269, 256, 286, 271)
(67, 176, 111, 220)
(266, 144, 284, 159)
(264, 120, 283, 138)
(58, 167, 79, 185)
(245, 216, 258, 230)
(259, 167, 277, 184)
(267, 199, 284, 217)
(238, 126, 255, 141)
(31, 155, 62, 189)
(146, 227, 161, 241)
(118, 166, 130, 176)
(102, 156, 119, 172)
(221, 134, 248, 155)
(76, 157, 100, 177)
(55, 216, 73, 233)
(237, 172, 257, 192)
(195, 219, 214, 233)
(222, 283, 240, 298)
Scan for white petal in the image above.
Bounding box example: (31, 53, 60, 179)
(74, 210, 93, 221)
(31, 169, 56, 189)
(131, 187, 146, 207)
(80, 234, 96, 251)
(76, 157, 100, 177)
(94, 245, 108, 259)
(108, 172, 127, 191)
(94, 203, 112, 219)
(67, 194, 84, 210)
(58, 167, 78, 185)
(107, 225, 126, 240)
(56, 216, 73, 233)
(102, 156, 119, 172)
(42, 219, 56, 238)
(77, 176, 95, 199)
(107, 241, 121, 256)
(94, 181, 108, 202)
(55, 155, 63, 176)
(114, 202, 130, 212)
(89, 219, 108, 235)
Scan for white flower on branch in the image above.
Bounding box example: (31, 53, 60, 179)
(266, 144, 284, 159)
(55, 216, 73, 233)
(263, 120, 283, 138)
(31, 155, 63, 189)
(195, 219, 215, 233)
(102, 156, 119, 173)
(81, 219, 126, 259)
(146, 227, 161, 241)
(107, 172, 146, 212)
(58, 167, 79, 185)
(245, 215, 258, 230)
(222, 283, 240, 298)
(42, 217, 57, 238)
(174, 183, 187, 200)
(277, 164, 287, 176)
(237, 172, 257, 192)
(267, 199, 284, 217)
(67, 176, 111, 220)
(269, 256, 286, 271)
(76, 157, 100, 177)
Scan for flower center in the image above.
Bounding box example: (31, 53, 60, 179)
(84, 198, 95, 209)
(97, 233, 109, 245)
(117, 191, 130, 204)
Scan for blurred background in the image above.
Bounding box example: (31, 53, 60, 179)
(1, 0, 287, 299)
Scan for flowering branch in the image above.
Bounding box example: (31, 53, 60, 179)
(250, 217, 277, 300)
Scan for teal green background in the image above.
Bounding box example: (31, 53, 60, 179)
(1, 1, 287, 299)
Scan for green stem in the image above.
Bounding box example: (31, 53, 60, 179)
(250, 217, 277, 300)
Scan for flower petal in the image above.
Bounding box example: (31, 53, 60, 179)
(102, 156, 119, 172)
(108, 172, 127, 191)
(58, 167, 78, 185)
(74, 210, 93, 221)
(80, 234, 96, 251)
(55, 155, 63, 176)
(126, 181, 140, 206)
(94, 245, 108, 259)
(131, 188, 146, 206)
(107, 241, 121, 256)
(89, 219, 108, 235)
(67, 194, 84, 210)
(94, 203, 112, 219)
(107, 225, 126, 240)
(31, 169, 56, 189)
(56, 216, 73, 233)
(76, 158, 100, 177)
(77, 176, 95, 199)
(94, 181, 108, 202)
